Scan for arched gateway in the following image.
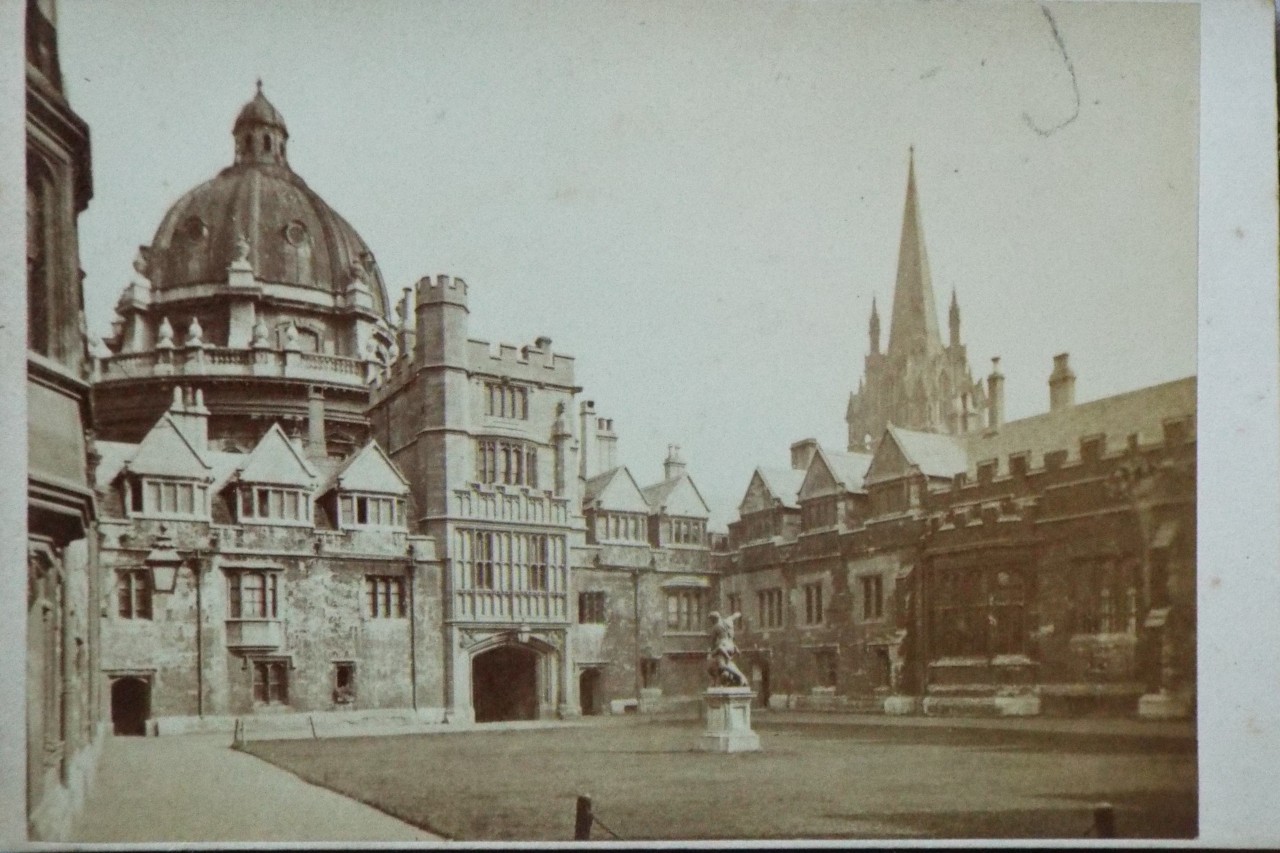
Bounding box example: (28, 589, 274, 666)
(472, 644, 539, 722)
(467, 634, 561, 723)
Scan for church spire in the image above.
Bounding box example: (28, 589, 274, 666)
(869, 295, 881, 354)
(949, 288, 961, 348)
(886, 147, 943, 359)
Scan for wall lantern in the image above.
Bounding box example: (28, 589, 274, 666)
(144, 527, 185, 594)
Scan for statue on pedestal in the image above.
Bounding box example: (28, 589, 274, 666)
(706, 611, 748, 688)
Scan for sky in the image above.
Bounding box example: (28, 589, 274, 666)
(57, 0, 1199, 530)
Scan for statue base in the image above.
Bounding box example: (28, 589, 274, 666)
(699, 687, 762, 753)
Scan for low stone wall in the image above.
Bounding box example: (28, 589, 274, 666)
(151, 707, 449, 737)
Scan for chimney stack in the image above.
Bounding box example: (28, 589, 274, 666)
(167, 385, 210, 451)
(307, 387, 327, 458)
(1048, 352, 1076, 412)
(663, 444, 687, 481)
(596, 417, 618, 472)
(790, 438, 820, 471)
(578, 400, 598, 479)
(987, 357, 1005, 431)
(397, 287, 416, 360)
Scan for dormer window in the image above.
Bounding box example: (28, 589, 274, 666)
(338, 493, 407, 529)
(976, 460, 997, 485)
(124, 475, 210, 520)
(669, 517, 706, 545)
(1080, 435, 1105, 464)
(238, 485, 312, 525)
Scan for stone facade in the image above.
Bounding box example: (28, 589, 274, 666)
(86, 86, 718, 737)
(717, 157, 1197, 719)
(26, 0, 105, 839)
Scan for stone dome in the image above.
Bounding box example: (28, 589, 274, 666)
(143, 83, 390, 318)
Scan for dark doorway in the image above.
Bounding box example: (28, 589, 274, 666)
(579, 668, 602, 716)
(751, 660, 771, 708)
(472, 645, 538, 723)
(874, 648, 893, 689)
(110, 677, 150, 736)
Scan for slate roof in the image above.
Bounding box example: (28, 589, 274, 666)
(583, 466, 650, 513)
(640, 477, 682, 509)
(316, 440, 409, 496)
(961, 376, 1196, 474)
(885, 425, 969, 479)
(641, 473, 711, 518)
(237, 423, 319, 486)
(824, 450, 875, 493)
(755, 466, 805, 509)
(583, 467, 624, 505)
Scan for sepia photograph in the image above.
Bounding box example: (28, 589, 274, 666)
(7, 0, 1279, 846)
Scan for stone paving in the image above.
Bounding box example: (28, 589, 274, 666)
(70, 733, 441, 843)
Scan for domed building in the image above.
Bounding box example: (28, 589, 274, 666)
(96, 83, 397, 456)
(89, 82, 718, 738)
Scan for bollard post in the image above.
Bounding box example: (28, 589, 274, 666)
(574, 794, 593, 840)
(1093, 802, 1116, 838)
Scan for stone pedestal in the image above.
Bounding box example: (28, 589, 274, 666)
(699, 687, 762, 753)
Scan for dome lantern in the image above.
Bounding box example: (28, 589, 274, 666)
(233, 80, 289, 167)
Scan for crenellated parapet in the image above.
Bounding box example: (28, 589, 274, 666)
(467, 338, 576, 386)
(416, 273, 469, 308)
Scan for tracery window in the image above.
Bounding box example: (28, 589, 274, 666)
(485, 383, 529, 419)
(476, 439, 539, 487)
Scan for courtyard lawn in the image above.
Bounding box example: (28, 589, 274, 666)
(241, 717, 1196, 841)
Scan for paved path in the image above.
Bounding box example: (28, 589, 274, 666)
(71, 734, 441, 843)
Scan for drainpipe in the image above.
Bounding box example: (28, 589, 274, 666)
(633, 565, 642, 701)
(193, 551, 204, 718)
(407, 554, 418, 712)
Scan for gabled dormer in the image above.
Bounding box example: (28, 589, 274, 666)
(322, 440, 410, 530)
(119, 412, 215, 520)
(232, 423, 319, 525)
(641, 471, 711, 548)
(797, 446, 872, 531)
(583, 466, 650, 544)
(864, 425, 967, 518)
(732, 466, 804, 546)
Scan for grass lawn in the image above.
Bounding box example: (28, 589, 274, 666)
(242, 717, 1196, 841)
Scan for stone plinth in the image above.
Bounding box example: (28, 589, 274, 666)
(699, 687, 762, 753)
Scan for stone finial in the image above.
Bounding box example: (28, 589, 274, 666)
(185, 316, 204, 348)
(170, 385, 184, 411)
(232, 233, 251, 264)
(156, 316, 175, 349)
(250, 316, 270, 348)
(132, 248, 150, 278)
(283, 321, 300, 351)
